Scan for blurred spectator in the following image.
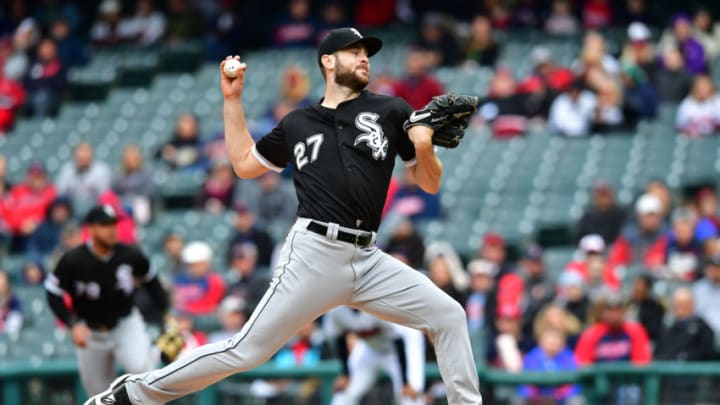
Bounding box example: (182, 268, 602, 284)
(556, 271, 590, 326)
(479, 67, 542, 137)
(156, 113, 205, 171)
(693, 254, 720, 338)
(608, 194, 668, 272)
(354, 0, 397, 28)
(21, 261, 45, 286)
(477, 232, 513, 276)
(112, 145, 155, 225)
(465, 260, 496, 347)
(0, 270, 22, 334)
(50, 17, 87, 68)
(645, 180, 673, 219)
(658, 13, 707, 75)
(665, 208, 703, 280)
(545, 0, 579, 35)
(426, 244, 468, 304)
(225, 242, 270, 315)
(626, 275, 664, 343)
(655, 287, 714, 360)
(415, 13, 462, 67)
(676, 74, 720, 137)
(26, 197, 73, 265)
(227, 204, 275, 267)
(518, 329, 582, 403)
(653, 47, 692, 104)
(584, 65, 624, 131)
(118, 0, 167, 46)
(577, 181, 626, 244)
(384, 219, 425, 270)
(173, 311, 208, 360)
(46, 222, 82, 269)
(208, 295, 247, 343)
(548, 80, 598, 136)
(4, 18, 40, 82)
(575, 292, 652, 365)
(533, 304, 582, 349)
(165, 0, 202, 44)
(317, 1, 349, 37)
(386, 167, 441, 221)
(582, 0, 613, 29)
(89, 0, 124, 46)
(574, 31, 621, 78)
(511, 0, 542, 28)
(162, 231, 185, 275)
(203, 0, 242, 60)
(33, 0, 81, 33)
(234, 171, 297, 228)
(464, 15, 500, 67)
(621, 22, 659, 123)
(517, 244, 554, 335)
(0, 1, 31, 37)
(0, 63, 26, 134)
(392, 48, 444, 110)
(692, 8, 720, 61)
(198, 159, 235, 213)
(565, 234, 621, 296)
(618, 0, 652, 25)
(0, 162, 57, 252)
(487, 303, 535, 371)
(56, 143, 112, 205)
(25, 38, 66, 117)
(521, 46, 575, 94)
(173, 241, 226, 316)
(483, 0, 512, 29)
(695, 188, 719, 242)
(272, 0, 318, 48)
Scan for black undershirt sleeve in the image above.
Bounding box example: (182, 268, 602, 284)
(394, 337, 409, 385)
(143, 276, 169, 313)
(46, 291, 75, 327)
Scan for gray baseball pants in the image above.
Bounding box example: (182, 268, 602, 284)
(124, 218, 482, 404)
(78, 309, 154, 396)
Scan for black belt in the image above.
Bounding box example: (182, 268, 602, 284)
(86, 319, 118, 331)
(307, 221, 374, 247)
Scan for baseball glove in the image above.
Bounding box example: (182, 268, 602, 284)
(155, 319, 184, 364)
(403, 94, 480, 148)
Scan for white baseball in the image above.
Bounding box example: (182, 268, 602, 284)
(223, 59, 244, 78)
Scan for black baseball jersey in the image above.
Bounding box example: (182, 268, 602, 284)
(253, 90, 416, 231)
(45, 243, 153, 326)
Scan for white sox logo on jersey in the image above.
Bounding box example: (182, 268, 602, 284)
(354, 112, 388, 160)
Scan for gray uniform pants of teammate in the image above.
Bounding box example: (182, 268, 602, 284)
(78, 309, 154, 396)
(124, 218, 482, 404)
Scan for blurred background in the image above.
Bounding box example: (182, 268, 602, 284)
(2, 0, 720, 404)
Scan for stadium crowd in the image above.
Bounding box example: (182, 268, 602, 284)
(1, 0, 720, 404)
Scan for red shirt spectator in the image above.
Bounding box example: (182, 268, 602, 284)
(173, 241, 226, 316)
(575, 294, 651, 365)
(0, 72, 26, 133)
(0, 163, 56, 236)
(392, 48, 444, 110)
(608, 194, 668, 273)
(565, 234, 621, 291)
(582, 0, 613, 29)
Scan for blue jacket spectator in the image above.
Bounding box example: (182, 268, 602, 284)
(272, 0, 319, 48)
(50, 17, 88, 67)
(26, 197, 73, 265)
(24, 38, 67, 117)
(388, 168, 441, 221)
(519, 329, 582, 403)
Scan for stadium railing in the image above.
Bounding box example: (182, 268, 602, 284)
(1, 360, 719, 404)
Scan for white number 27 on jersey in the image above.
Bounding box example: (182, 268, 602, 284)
(294, 133, 323, 170)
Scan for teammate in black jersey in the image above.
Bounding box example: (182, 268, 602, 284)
(45, 205, 168, 396)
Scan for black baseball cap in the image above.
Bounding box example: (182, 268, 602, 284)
(317, 27, 383, 67)
(84, 204, 118, 225)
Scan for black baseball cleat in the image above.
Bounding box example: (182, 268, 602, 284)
(84, 374, 132, 405)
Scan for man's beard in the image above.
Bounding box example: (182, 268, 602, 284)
(334, 61, 369, 92)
